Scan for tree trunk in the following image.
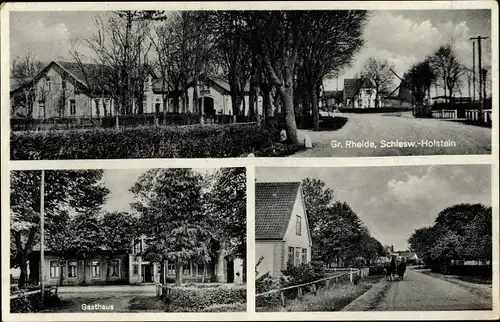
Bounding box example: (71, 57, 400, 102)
(106, 258, 111, 283)
(19, 257, 28, 288)
(82, 259, 87, 285)
(279, 87, 298, 144)
(311, 84, 320, 131)
(59, 260, 64, 286)
(175, 262, 182, 286)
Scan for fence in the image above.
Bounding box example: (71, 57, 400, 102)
(10, 286, 58, 300)
(431, 109, 457, 119)
(465, 109, 492, 124)
(11, 113, 251, 131)
(255, 267, 369, 307)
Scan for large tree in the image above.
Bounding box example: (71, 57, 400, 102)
(79, 11, 152, 115)
(403, 59, 436, 110)
(429, 44, 465, 109)
(131, 169, 213, 285)
(100, 211, 138, 282)
(10, 170, 109, 288)
(299, 11, 367, 130)
(363, 57, 395, 108)
(10, 52, 45, 118)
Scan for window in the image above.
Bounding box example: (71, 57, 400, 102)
(49, 261, 60, 278)
(155, 103, 161, 113)
(302, 249, 308, 264)
(296, 216, 302, 235)
(288, 247, 294, 265)
(167, 263, 175, 275)
(144, 76, 151, 91)
(183, 263, 191, 275)
(133, 264, 139, 276)
(45, 77, 52, 90)
(90, 260, 100, 278)
(70, 100, 76, 115)
(295, 248, 301, 266)
(110, 260, 120, 277)
(68, 261, 77, 278)
(38, 101, 45, 113)
(133, 239, 142, 254)
(197, 263, 206, 276)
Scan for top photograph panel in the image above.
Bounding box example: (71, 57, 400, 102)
(8, 9, 493, 160)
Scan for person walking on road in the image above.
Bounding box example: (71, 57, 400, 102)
(397, 258, 407, 281)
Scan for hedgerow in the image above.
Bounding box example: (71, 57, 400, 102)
(10, 123, 302, 159)
(164, 284, 246, 312)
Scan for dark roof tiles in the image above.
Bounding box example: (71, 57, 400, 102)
(255, 182, 301, 240)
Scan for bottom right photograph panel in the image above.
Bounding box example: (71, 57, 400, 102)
(254, 164, 492, 312)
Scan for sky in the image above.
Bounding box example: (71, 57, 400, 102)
(10, 9, 492, 93)
(99, 168, 217, 213)
(256, 165, 491, 251)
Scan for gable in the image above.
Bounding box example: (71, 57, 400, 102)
(283, 187, 313, 246)
(255, 182, 301, 240)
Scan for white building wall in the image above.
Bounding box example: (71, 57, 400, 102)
(283, 191, 312, 266)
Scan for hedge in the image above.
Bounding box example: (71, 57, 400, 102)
(10, 123, 292, 160)
(338, 107, 412, 113)
(164, 284, 246, 312)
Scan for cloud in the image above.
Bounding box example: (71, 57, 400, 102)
(326, 10, 489, 91)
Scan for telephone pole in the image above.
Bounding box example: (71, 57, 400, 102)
(470, 36, 489, 122)
(472, 40, 476, 102)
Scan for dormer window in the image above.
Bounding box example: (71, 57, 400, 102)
(296, 215, 302, 235)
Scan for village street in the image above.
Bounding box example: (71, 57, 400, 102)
(293, 113, 491, 157)
(41, 285, 166, 313)
(371, 268, 492, 311)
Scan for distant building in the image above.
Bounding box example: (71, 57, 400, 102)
(10, 60, 262, 119)
(343, 77, 377, 108)
(255, 182, 312, 277)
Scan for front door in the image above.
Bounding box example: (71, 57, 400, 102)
(142, 264, 153, 283)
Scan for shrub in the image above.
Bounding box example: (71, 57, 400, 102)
(201, 302, 246, 312)
(164, 284, 246, 312)
(255, 272, 283, 308)
(11, 123, 277, 160)
(281, 262, 325, 287)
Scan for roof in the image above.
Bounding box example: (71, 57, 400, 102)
(323, 90, 342, 99)
(344, 78, 373, 98)
(255, 182, 301, 240)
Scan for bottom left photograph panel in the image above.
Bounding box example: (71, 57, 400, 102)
(9, 167, 247, 313)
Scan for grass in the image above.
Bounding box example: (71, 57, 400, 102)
(201, 302, 247, 312)
(257, 275, 381, 312)
(455, 276, 492, 285)
(128, 296, 168, 311)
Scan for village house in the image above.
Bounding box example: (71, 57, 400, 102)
(10, 60, 262, 120)
(20, 236, 243, 286)
(255, 182, 312, 277)
(343, 76, 378, 108)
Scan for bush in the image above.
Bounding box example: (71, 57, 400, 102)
(10, 291, 60, 313)
(339, 107, 412, 113)
(11, 123, 277, 160)
(164, 284, 246, 312)
(201, 302, 246, 312)
(281, 262, 325, 287)
(255, 272, 283, 308)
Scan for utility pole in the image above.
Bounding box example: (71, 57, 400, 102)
(470, 36, 489, 122)
(472, 40, 476, 102)
(40, 170, 45, 308)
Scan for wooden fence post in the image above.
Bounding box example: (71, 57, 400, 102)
(298, 286, 302, 299)
(312, 283, 317, 296)
(280, 291, 285, 307)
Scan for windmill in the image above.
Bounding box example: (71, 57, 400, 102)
(387, 69, 413, 108)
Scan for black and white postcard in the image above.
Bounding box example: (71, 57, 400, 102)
(1, 1, 498, 322)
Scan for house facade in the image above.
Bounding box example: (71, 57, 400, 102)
(255, 182, 312, 277)
(10, 60, 263, 120)
(25, 236, 243, 286)
(343, 77, 378, 108)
